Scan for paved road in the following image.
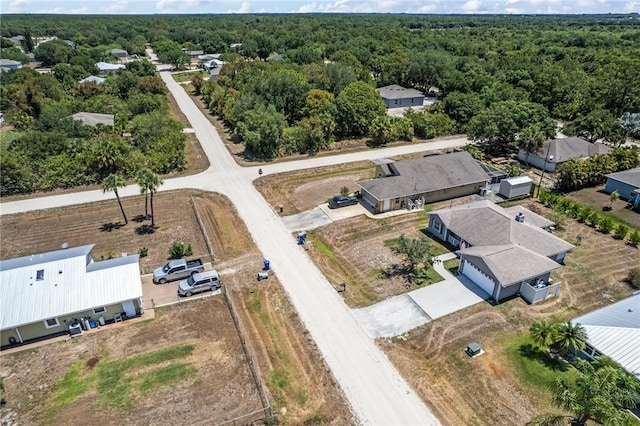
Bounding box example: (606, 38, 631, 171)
(0, 63, 473, 424)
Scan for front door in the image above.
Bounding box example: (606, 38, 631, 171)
(122, 300, 136, 317)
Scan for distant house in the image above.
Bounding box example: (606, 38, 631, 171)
(63, 39, 77, 49)
(202, 59, 224, 72)
(185, 50, 204, 59)
(78, 75, 106, 85)
(266, 53, 284, 62)
(376, 85, 425, 109)
(0, 244, 143, 347)
(109, 48, 128, 62)
(70, 112, 114, 127)
(0, 59, 23, 71)
(605, 168, 640, 210)
(198, 53, 222, 61)
(572, 293, 640, 380)
(357, 152, 490, 213)
(517, 136, 610, 172)
(209, 66, 223, 81)
(230, 43, 242, 49)
(8, 35, 24, 46)
(428, 200, 574, 304)
(96, 62, 126, 74)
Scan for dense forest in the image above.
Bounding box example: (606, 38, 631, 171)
(1, 14, 639, 194)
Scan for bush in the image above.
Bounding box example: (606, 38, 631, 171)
(340, 186, 350, 196)
(138, 247, 149, 257)
(599, 217, 614, 234)
(629, 230, 640, 248)
(614, 224, 628, 240)
(169, 242, 193, 258)
(627, 267, 640, 289)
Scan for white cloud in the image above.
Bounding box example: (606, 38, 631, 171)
(101, 0, 128, 13)
(156, 0, 204, 12)
(70, 6, 88, 13)
(461, 0, 483, 12)
(624, 1, 640, 11)
(8, 0, 28, 12)
(228, 1, 251, 12)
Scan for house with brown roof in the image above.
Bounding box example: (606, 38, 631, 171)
(428, 200, 574, 304)
(517, 136, 610, 172)
(357, 152, 490, 213)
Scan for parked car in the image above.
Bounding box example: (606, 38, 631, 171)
(153, 258, 205, 284)
(328, 195, 358, 209)
(177, 270, 221, 297)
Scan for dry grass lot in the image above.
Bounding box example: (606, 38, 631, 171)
(257, 164, 638, 425)
(566, 184, 640, 229)
(0, 191, 352, 425)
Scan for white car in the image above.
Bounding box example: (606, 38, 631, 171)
(177, 270, 221, 297)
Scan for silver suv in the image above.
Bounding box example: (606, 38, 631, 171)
(177, 270, 221, 297)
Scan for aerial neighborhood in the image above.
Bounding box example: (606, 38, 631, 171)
(1, 11, 639, 426)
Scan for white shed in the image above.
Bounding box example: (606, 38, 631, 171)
(499, 176, 532, 200)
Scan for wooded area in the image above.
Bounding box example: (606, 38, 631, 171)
(1, 14, 639, 193)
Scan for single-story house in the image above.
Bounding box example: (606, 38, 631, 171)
(376, 85, 425, 108)
(0, 244, 144, 347)
(63, 39, 77, 49)
(517, 136, 610, 172)
(96, 62, 126, 74)
(109, 48, 128, 61)
(185, 50, 204, 59)
(203, 59, 224, 72)
(357, 152, 490, 213)
(8, 35, 24, 46)
(605, 168, 640, 210)
(572, 293, 640, 380)
(198, 53, 222, 61)
(209, 66, 223, 81)
(0, 59, 23, 71)
(428, 200, 574, 304)
(70, 112, 114, 127)
(266, 53, 284, 62)
(78, 75, 106, 85)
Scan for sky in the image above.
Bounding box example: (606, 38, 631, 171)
(1, 0, 638, 15)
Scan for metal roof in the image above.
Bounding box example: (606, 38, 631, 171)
(573, 293, 640, 378)
(1, 246, 143, 330)
(78, 75, 105, 84)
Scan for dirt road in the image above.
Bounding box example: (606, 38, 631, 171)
(0, 63, 473, 424)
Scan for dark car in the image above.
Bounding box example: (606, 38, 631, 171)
(328, 195, 358, 209)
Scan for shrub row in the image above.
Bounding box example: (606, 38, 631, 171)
(539, 190, 640, 247)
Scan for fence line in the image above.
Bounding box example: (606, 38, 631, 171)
(190, 195, 216, 262)
(222, 285, 273, 422)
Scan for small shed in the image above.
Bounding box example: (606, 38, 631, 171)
(499, 176, 532, 200)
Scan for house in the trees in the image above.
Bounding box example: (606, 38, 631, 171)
(109, 48, 129, 62)
(428, 200, 574, 304)
(0, 245, 144, 348)
(78, 75, 106, 85)
(70, 112, 114, 127)
(376, 85, 425, 108)
(604, 168, 640, 210)
(357, 152, 490, 213)
(96, 62, 126, 74)
(0, 59, 23, 71)
(517, 136, 610, 172)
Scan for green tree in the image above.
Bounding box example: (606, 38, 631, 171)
(529, 320, 558, 349)
(102, 173, 128, 225)
(34, 39, 74, 67)
(145, 170, 163, 227)
(391, 235, 434, 283)
(629, 230, 640, 248)
(614, 224, 628, 240)
(627, 267, 640, 289)
(527, 360, 640, 426)
(236, 105, 287, 159)
(609, 190, 620, 209)
(552, 321, 587, 357)
(335, 81, 386, 137)
(136, 168, 155, 219)
(517, 124, 546, 164)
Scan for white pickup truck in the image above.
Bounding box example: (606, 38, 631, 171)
(153, 258, 205, 284)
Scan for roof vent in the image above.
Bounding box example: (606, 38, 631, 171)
(515, 212, 525, 223)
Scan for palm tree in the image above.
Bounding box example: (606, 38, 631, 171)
(529, 320, 558, 349)
(517, 124, 546, 166)
(527, 361, 640, 426)
(136, 168, 155, 219)
(102, 173, 128, 225)
(146, 171, 163, 227)
(553, 321, 587, 356)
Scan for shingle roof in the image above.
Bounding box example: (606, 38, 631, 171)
(532, 137, 610, 164)
(70, 112, 114, 127)
(459, 244, 562, 286)
(504, 205, 555, 229)
(573, 293, 640, 379)
(357, 152, 489, 200)
(0, 245, 143, 330)
(431, 200, 574, 257)
(376, 85, 424, 100)
(605, 168, 640, 188)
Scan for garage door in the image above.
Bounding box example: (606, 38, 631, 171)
(462, 259, 495, 298)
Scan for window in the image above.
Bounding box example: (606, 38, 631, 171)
(44, 318, 60, 328)
(93, 307, 106, 314)
(433, 220, 442, 233)
(36, 269, 44, 280)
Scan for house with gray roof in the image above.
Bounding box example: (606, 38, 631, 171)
(605, 168, 640, 210)
(376, 84, 424, 108)
(572, 293, 640, 380)
(78, 75, 106, 85)
(428, 200, 574, 304)
(96, 62, 126, 74)
(517, 136, 610, 172)
(0, 244, 143, 348)
(109, 48, 128, 61)
(70, 112, 114, 127)
(357, 151, 490, 213)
